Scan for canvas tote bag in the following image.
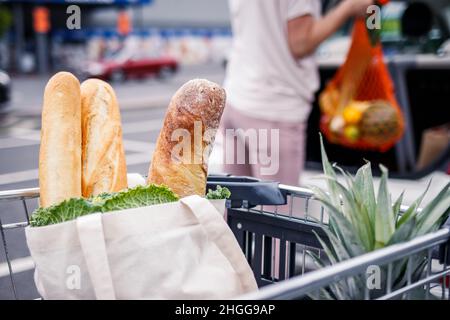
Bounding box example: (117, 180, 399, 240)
(25, 195, 258, 299)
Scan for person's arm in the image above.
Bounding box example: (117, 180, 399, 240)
(287, 0, 374, 59)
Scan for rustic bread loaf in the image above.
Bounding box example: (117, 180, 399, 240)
(148, 79, 226, 197)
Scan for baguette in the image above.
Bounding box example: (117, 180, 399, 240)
(81, 79, 127, 197)
(39, 72, 81, 207)
(147, 79, 226, 197)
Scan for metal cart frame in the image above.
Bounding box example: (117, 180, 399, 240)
(1, 179, 449, 300)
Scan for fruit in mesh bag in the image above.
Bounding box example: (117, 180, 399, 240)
(360, 101, 401, 145)
(344, 125, 360, 142)
(319, 87, 340, 115)
(330, 115, 345, 133)
(342, 101, 367, 125)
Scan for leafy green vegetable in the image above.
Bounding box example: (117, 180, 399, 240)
(206, 185, 231, 200)
(30, 184, 179, 227)
(308, 134, 450, 300)
(101, 185, 179, 212)
(30, 198, 99, 227)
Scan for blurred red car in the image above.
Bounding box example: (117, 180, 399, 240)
(85, 51, 178, 81)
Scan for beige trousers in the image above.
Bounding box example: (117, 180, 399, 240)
(220, 104, 307, 185)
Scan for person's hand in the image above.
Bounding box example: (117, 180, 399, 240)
(342, 0, 375, 17)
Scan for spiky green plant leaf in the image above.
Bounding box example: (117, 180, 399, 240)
(387, 217, 416, 246)
(393, 191, 405, 224)
(319, 135, 340, 206)
(309, 139, 450, 300)
(397, 180, 431, 228)
(374, 165, 395, 248)
(355, 162, 377, 225)
(414, 183, 450, 237)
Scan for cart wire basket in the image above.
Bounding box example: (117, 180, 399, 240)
(208, 176, 450, 300)
(1, 176, 449, 300)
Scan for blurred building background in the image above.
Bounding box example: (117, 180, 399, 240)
(0, 1, 448, 301)
(0, 0, 233, 74)
(0, 0, 447, 178)
(89, 0, 230, 27)
(0, 1, 450, 73)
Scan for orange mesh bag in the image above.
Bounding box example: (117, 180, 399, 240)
(319, 17, 404, 152)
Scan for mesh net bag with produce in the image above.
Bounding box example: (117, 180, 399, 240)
(319, 16, 404, 152)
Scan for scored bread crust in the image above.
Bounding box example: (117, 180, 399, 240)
(81, 79, 127, 197)
(39, 72, 82, 207)
(147, 79, 226, 198)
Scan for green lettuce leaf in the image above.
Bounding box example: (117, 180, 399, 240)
(30, 184, 179, 227)
(30, 198, 99, 227)
(101, 184, 179, 212)
(206, 185, 231, 200)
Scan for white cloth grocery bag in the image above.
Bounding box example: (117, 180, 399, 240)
(25, 195, 258, 300)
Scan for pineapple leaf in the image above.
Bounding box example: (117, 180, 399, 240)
(308, 287, 339, 300)
(387, 216, 416, 245)
(312, 230, 339, 264)
(306, 250, 328, 269)
(374, 165, 395, 248)
(334, 165, 355, 192)
(335, 166, 375, 251)
(319, 134, 340, 206)
(414, 183, 450, 237)
(319, 227, 353, 262)
(307, 247, 363, 300)
(329, 281, 352, 300)
(313, 198, 365, 257)
(392, 255, 427, 290)
(322, 176, 373, 251)
(355, 162, 377, 225)
(309, 185, 329, 202)
(311, 140, 449, 300)
(358, 204, 375, 251)
(393, 191, 405, 224)
(397, 180, 431, 228)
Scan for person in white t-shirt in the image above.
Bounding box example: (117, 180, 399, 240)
(221, 0, 374, 185)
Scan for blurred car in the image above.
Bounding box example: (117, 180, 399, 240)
(0, 70, 11, 109)
(84, 51, 178, 82)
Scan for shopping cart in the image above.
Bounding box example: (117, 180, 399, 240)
(208, 176, 450, 300)
(1, 176, 449, 300)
